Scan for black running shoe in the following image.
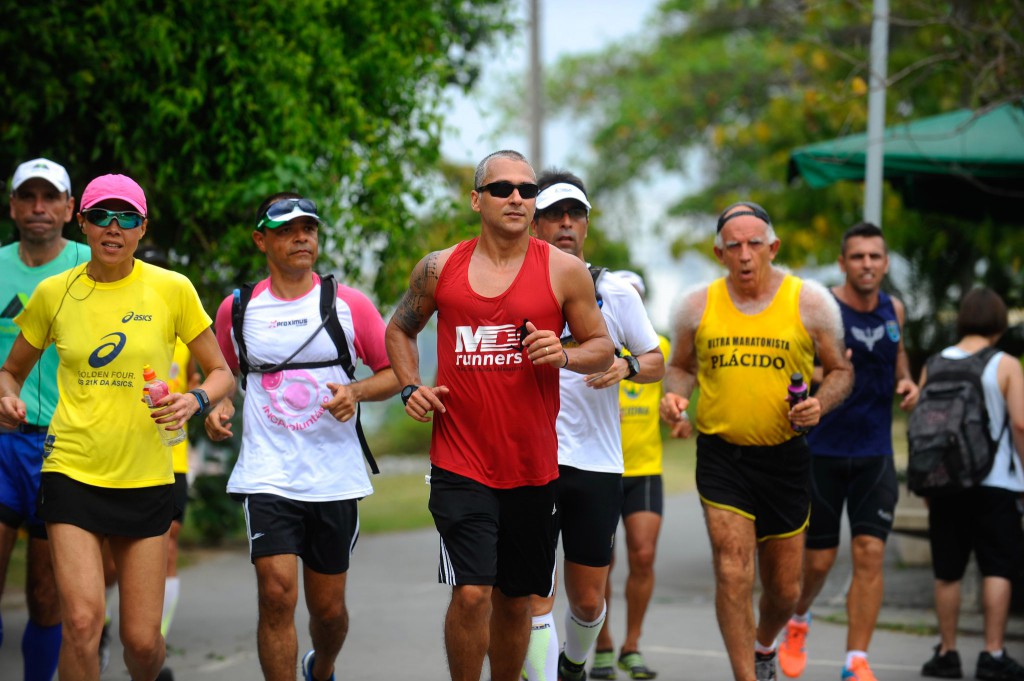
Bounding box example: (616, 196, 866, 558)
(921, 645, 963, 679)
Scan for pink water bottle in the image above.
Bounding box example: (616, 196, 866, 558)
(787, 372, 809, 433)
(142, 364, 186, 446)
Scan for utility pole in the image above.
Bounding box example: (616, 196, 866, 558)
(864, 0, 889, 227)
(528, 0, 543, 170)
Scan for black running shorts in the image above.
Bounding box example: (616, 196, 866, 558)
(428, 465, 559, 598)
(928, 487, 1024, 581)
(621, 475, 664, 518)
(238, 493, 360, 575)
(806, 454, 897, 549)
(695, 433, 811, 541)
(38, 472, 173, 538)
(558, 465, 623, 567)
(171, 472, 188, 524)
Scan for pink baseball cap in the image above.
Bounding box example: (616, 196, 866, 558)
(80, 174, 147, 215)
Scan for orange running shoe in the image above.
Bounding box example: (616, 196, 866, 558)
(842, 656, 878, 681)
(778, 617, 809, 678)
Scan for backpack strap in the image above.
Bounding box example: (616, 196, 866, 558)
(319, 275, 380, 475)
(231, 283, 256, 390)
(589, 266, 607, 308)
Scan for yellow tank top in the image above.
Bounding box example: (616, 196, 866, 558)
(620, 335, 671, 477)
(695, 275, 813, 446)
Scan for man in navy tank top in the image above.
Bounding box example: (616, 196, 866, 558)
(777, 223, 919, 681)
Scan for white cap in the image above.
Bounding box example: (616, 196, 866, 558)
(614, 270, 646, 297)
(536, 182, 591, 211)
(11, 158, 71, 195)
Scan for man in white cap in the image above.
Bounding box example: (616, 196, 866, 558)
(0, 158, 89, 681)
(525, 169, 665, 681)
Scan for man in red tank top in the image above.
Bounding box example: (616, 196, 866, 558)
(385, 149, 615, 681)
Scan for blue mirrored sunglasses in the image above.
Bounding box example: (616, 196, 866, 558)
(84, 208, 145, 230)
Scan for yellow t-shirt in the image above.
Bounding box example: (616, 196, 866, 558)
(166, 339, 191, 474)
(695, 275, 813, 446)
(620, 335, 671, 477)
(16, 261, 211, 488)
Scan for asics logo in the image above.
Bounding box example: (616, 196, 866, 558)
(88, 333, 127, 368)
(121, 311, 153, 323)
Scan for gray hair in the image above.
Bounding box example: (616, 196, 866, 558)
(474, 150, 532, 189)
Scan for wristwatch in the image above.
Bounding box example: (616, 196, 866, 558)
(624, 355, 640, 380)
(400, 384, 420, 406)
(188, 388, 210, 416)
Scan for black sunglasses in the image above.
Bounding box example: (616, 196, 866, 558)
(476, 181, 540, 199)
(537, 205, 588, 221)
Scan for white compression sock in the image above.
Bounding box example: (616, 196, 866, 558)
(524, 612, 559, 681)
(562, 601, 607, 665)
(161, 576, 180, 638)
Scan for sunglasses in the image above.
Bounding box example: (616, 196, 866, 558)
(84, 209, 145, 230)
(476, 181, 539, 199)
(716, 202, 772, 233)
(537, 205, 588, 221)
(258, 198, 319, 230)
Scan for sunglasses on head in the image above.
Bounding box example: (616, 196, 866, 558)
(476, 181, 539, 199)
(84, 208, 145, 230)
(716, 202, 772, 233)
(537, 205, 588, 221)
(258, 198, 318, 230)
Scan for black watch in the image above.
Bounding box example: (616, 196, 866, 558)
(400, 384, 420, 406)
(188, 388, 211, 416)
(624, 355, 640, 380)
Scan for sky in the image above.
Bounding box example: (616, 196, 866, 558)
(438, 0, 721, 332)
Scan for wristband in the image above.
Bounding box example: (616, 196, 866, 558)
(188, 388, 210, 416)
(560, 349, 569, 369)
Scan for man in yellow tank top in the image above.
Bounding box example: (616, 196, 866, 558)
(659, 202, 852, 681)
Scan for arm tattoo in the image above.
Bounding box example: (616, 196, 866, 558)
(393, 252, 440, 334)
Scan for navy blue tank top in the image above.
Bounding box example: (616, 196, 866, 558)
(807, 291, 899, 458)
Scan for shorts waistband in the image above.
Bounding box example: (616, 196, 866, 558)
(18, 424, 47, 435)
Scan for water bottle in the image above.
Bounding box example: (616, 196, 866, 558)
(787, 372, 809, 433)
(142, 364, 187, 446)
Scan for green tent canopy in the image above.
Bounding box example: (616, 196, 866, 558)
(788, 103, 1024, 220)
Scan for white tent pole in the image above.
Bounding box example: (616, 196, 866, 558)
(865, 0, 889, 227)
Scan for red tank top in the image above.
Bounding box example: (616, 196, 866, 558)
(432, 236, 564, 488)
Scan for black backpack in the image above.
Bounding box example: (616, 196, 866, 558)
(907, 346, 1007, 496)
(231, 274, 378, 474)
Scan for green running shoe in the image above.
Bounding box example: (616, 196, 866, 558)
(618, 651, 657, 680)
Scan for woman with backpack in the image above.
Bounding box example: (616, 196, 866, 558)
(918, 287, 1024, 681)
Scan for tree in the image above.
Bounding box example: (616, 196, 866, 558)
(0, 0, 513, 306)
(540, 0, 1024, 360)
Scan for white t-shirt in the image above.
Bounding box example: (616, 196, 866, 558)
(556, 269, 661, 473)
(216, 276, 390, 501)
(941, 346, 1024, 492)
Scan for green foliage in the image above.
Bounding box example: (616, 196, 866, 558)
(542, 0, 1024, 360)
(185, 473, 245, 546)
(0, 0, 513, 307)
